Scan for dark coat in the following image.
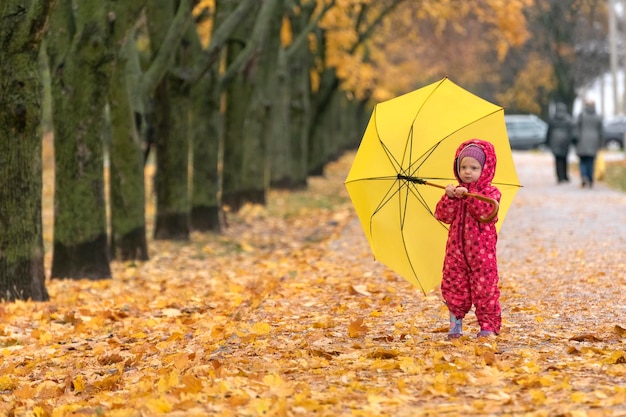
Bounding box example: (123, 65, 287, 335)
(546, 103, 574, 157)
(577, 103, 603, 157)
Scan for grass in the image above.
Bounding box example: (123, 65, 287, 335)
(604, 158, 626, 192)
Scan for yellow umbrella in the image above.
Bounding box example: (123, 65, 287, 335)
(344, 77, 521, 294)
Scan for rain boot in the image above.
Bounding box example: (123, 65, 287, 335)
(448, 313, 463, 339)
(477, 330, 495, 338)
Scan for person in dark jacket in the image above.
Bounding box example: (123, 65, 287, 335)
(546, 102, 574, 184)
(576, 100, 603, 188)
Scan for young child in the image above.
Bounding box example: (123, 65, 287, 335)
(434, 139, 502, 339)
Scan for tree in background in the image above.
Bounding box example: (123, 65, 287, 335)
(356, 0, 530, 104)
(0, 0, 54, 301)
(504, 0, 609, 115)
(107, 2, 151, 261)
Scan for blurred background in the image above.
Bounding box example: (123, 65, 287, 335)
(9, 0, 626, 300)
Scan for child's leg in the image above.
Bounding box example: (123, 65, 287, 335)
(471, 264, 501, 335)
(441, 254, 472, 338)
(448, 312, 463, 338)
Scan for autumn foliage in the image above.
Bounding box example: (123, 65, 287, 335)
(2, 142, 626, 415)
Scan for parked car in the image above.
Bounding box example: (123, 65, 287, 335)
(504, 114, 548, 150)
(602, 116, 626, 150)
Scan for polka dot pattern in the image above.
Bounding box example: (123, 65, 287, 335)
(434, 139, 502, 333)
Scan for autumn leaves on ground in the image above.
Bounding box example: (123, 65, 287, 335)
(2, 145, 626, 417)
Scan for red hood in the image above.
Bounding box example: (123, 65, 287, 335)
(453, 139, 497, 191)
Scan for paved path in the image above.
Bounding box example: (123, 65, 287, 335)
(493, 150, 626, 346)
(499, 150, 626, 263)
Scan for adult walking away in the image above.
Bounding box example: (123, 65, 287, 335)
(545, 102, 574, 184)
(576, 99, 603, 188)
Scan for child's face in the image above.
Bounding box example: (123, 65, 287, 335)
(458, 156, 482, 183)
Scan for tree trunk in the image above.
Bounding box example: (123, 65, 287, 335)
(222, 0, 282, 211)
(190, 27, 221, 233)
(47, 0, 114, 279)
(153, 77, 191, 240)
(147, 1, 192, 240)
(0, 0, 53, 301)
(270, 4, 315, 189)
(109, 38, 149, 260)
(221, 1, 257, 212)
(241, 0, 283, 204)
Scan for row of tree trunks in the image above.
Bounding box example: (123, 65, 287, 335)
(1, 0, 373, 300)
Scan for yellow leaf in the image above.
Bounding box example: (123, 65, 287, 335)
(72, 375, 85, 393)
(348, 318, 368, 338)
(157, 369, 180, 394)
(530, 389, 546, 404)
(397, 378, 408, 394)
(0, 375, 16, 390)
(398, 357, 421, 374)
(252, 322, 271, 335)
(145, 397, 173, 413)
(13, 383, 36, 400)
(181, 374, 203, 394)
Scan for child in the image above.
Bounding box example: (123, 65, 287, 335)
(434, 139, 502, 339)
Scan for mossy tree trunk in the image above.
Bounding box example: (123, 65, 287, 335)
(108, 0, 194, 244)
(152, 77, 191, 240)
(0, 0, 54, 301)
(221, 1, 258, 212)
(309, 88, 350, 175)
(109, 35, 149, 260)
(46, 0, 114, 279)
(146, 1, 193, 240)
(238, 0, 283, 205)
(307, 68, 338, 177)
(222, 0, 282, 211)
(269, 2, 316, 189)
(189, 26, 222, 233)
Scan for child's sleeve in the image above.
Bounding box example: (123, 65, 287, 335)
(434, 194, 459, 224)
(465, 186, 501, 224)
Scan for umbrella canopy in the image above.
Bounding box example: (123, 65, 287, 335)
(344, 77, 521, 294)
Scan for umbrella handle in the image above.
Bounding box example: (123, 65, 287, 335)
(462, 192, 499, 223)
(399, 176, 499, 223)
(428, 182, 498, 223)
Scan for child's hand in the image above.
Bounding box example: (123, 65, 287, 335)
(454, 186, 468, 198)
(445, 184, 456, 198)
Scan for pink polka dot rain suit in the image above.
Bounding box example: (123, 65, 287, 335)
(434, 139, 502, 334)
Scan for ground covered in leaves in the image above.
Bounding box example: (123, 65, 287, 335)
(1, 146, 625, 416)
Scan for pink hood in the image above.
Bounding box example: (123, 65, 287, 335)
(453, 139, 497, 192)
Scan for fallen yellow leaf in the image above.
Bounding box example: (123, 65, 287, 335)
(348, 317, 368, 338)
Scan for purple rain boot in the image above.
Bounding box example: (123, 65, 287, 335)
(477, 330, 496, 338)
(448, 314, 463, 339)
